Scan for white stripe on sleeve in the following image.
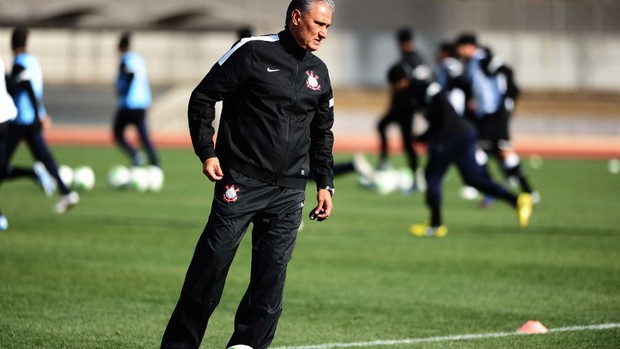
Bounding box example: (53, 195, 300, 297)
(218, 35, 280, 66)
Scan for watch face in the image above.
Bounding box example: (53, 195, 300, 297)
(323, 187, 334, 196)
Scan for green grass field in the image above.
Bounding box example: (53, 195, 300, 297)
(1, 146, 619, 349)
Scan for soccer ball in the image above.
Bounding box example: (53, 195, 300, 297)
(529, 154, 544, 169)
(459, 186, 480, 200)
(609, 158, 619, 175)
(130, 166, 150, 192)
(373, 169, 400, 195)
(108, 164, 131, 189)
(227, 346, 253, 349)
(73, 165, 95, 191)
(58, 165, 74, 188)
(147, 165, 164, 192)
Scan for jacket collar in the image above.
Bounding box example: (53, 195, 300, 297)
(278, 28, 308, 61)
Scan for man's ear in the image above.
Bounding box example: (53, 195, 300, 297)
(290, 9, 302, 26)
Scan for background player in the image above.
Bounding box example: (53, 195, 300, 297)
(455, 33, 537, 205)
(0, 56, 18, 230)
(114, 32, 160, 168)
(384, 65, 532, 237)
(375, 28, 430, 192)
(4, 26, 79, 214)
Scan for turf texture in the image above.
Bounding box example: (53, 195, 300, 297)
(1, 146, 619, 349)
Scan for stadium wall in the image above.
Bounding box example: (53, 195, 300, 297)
(1, 28, 619, 91)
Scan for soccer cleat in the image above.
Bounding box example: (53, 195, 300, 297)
(516, 193, 533, 229)
(33, 162, 56, 197)
(55, 191, 80, 214)
(409, 223, 448, 238)
(0, 215, 8, 231)
(480, 195, 496, 208)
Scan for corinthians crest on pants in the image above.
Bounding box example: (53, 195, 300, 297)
(305, 70, 321, 91)
(223, 184, 240, 203)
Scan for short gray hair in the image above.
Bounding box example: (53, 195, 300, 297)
(285, 0, 335, 26)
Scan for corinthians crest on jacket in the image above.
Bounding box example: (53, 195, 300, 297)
(306, 70, 321, 91)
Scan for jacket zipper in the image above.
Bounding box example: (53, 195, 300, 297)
(276, 61, 299, 183)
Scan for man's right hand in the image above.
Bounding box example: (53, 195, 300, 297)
(203, 157, 224, 181)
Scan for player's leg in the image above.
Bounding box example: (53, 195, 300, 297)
(228, 187, 304, 349)
(161, 169, 267, 349)
(477, 141, 499, 207)
(398, 113, 420, 191)
(24, 127, 71, 195)
(426, 148, 451, 227)
(456, 131, 517, 205)
(498, 141, 534, 194)
(133, 109, 160, 167)
(376, 112, 398, 170)
(113, 108, 139, 165)
(162, 207, 252, 348)
(23, 127, 80, 213)
(2, 124, 31, 179)
(455, 131, 533, 228)
(161, 219, 252, 349)
(2, 124, 53, 195)
(0, 122, 8, 230)
(473, 115, 504, 207)
(0, 121, 9, 182)
(410, 143, 451, 237)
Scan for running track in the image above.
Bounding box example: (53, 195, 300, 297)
(45, 126, 619, 160)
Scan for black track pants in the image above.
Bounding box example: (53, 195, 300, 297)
(161, 169, 305, 349)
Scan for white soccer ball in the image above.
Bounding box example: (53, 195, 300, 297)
(227, 345, 253, 349)
(130, 166, 150, 192)
(373, 169, 400, 195)
(529, 154, 544, 169)
(459, 186, 480, 200)
(108, 164, 131, 189)
(609, 158, 619, 175)
(147, 165, 164, 192)
(73, 165, 95, 191)
(58, 165, 74, 188)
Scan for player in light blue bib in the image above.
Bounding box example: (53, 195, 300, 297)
(113, 32, 160, 167)
(3, 26, 79, 214)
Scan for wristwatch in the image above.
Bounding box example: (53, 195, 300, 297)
(319, 186, 335, 196)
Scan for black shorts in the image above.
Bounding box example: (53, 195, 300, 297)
(474, 112, 511, 151)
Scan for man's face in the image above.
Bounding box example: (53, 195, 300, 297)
(289, 1, 332, 51)
(456, 43, 477, 60)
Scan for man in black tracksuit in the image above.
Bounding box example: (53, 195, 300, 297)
(381, 65, 532, 237)
(160, 1, 335, 349)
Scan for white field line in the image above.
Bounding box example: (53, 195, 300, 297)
(272, 323, 620, 349)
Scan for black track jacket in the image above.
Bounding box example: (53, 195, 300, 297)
(189, 29, 335, 190)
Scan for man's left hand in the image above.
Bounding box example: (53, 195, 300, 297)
(310, 189, 333, 222)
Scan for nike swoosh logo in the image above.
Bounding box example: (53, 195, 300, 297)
(267, 68, 280, 72)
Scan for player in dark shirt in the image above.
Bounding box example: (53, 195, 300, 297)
(385, 65, 533, 237)
(376, 28, 430, 192)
